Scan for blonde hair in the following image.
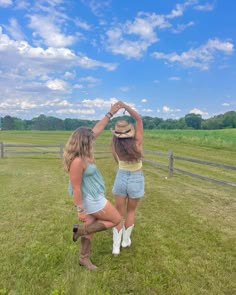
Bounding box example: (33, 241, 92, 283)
(63, 127, 95, 172)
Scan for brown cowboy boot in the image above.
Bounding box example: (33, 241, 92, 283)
(79, 237, 98, 271)
(73, 221, 106, 242)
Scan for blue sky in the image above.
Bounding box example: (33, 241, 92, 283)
(0, 0, 235, 120)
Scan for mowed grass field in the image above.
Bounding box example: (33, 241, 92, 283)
(0, 129, 235, 295)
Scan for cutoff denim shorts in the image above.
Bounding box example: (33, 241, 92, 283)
(112, 170, 145, 198)
(83, 194, 107, 215)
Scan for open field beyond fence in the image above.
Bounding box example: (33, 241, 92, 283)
(0, 129, 235, 295)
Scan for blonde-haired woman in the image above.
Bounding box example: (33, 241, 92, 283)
(64, 102, 122, 270)
(111, 102, 144, 256)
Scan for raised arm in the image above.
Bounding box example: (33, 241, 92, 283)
(120, 102, 143, 146)
(92, 101, 122, 138)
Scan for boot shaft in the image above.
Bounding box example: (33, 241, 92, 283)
(112, 227, 123, 256)
(79, 237, 97, 271)
(73, 221, 106, 241)
(122, 224, 134, 248)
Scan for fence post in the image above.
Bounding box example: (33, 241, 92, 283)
(0, 142, 4, 158)
(59, 144, 63, 160)
(168, 151, 174, 177)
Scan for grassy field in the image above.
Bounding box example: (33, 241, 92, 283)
(0, 129, 235, 295)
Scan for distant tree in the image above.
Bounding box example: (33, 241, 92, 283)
(185, 113, 202, 129)
(175, 117, 187, 129)
(32, 114, 49, 130)
(142, 116, 163, 129)
(47, 116, 64, 130)
(13, 118, 26, 130)
(64, 118, 80, 130)
(223, 111, 236, 128)
(153, 117, 163, 128)
(2, 115, 14, 130)
(1, 110, 235, 131)
(158, 119, 177, 129)
(24, 119, 34, 130)
(202, 115, 224, 130)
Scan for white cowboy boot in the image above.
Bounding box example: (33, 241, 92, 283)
(121, 225, 134, 248)
(112, 227, 123, 256)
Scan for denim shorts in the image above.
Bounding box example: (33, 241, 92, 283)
(83, 194, 107, 214)
(112, 170, 144, 198)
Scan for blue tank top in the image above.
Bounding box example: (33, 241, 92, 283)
(68, 162, 105, 199)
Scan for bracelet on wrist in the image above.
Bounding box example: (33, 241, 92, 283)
(105, 112, 113, 119)
(75, 204, 84, 213)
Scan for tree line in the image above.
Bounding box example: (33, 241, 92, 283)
(0, 111, 235, 131)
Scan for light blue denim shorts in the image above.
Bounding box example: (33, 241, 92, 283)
(112, 170, 144, 198)
(83, 194, 107, 214)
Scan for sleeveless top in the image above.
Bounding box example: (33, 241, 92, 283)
(116, 153, 142, 171)
(118, 159, 142, 171)
(68, 162, 105, 199)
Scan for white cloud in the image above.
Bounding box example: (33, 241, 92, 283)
(79, 76, 101, 88)
(74, 19, 91, 31)
(141, 99, 147, 102)
(28, 15, 77, 47)
(167, 0, 197, 19)
(44, 99, 73, 107)
(46, 79, 68, 91)
(79, 76, 100, 83)
(194, 3, 215, 11)
(143, 108, 153, 113)
(0, 27, 117, 80)
(104, 1, 199, 59)
(172, 21, 194, 34)
(153, 80, 160, 84)
(73, 84, 83, 89)
(167, 4, 184, 19)
(15, 0, 30, 10)
(189, 108, 209, 116)
(105, 11, 172, 59)
(106, 27, 156, 59)
(152, 38, 234, 70)
(55, 108, 95, 114)
(64, 71, 75, 79)
(222, 102, 236, 107)
(82, 98, 118, 109)
(4, 18, 25, 40)
(81, 0, 111, 17)
(163, 105, 181, 113)
(169, 76, 181, 81)
(163, 106, 171, 113)
(0, 0, 12, 7)
(0, 97, 74, 110)
(0, 99, 37, 109)
(77, 55, 117, 71)
(120, 86, 131, 92)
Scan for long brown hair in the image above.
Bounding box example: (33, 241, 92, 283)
(112, 136, 142, 162)
(63, 127, 95, 172)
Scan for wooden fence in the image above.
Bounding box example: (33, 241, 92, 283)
(0, 142, 235, 188)
(144, 149, 236, 188)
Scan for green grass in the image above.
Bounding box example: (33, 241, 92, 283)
(0, 130, 235, 295)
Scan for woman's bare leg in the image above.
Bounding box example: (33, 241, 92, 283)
(125, 198, 140, 228)
(114, 196, 127, 231)
(91, 200, 121, 228)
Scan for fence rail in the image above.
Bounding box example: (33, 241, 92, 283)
(0, 142, 64, 159)
(0, 142, 235, 187)
(174, 155, 236, 171)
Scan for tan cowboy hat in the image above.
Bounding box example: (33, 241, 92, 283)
(113, 120, 135, 138)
